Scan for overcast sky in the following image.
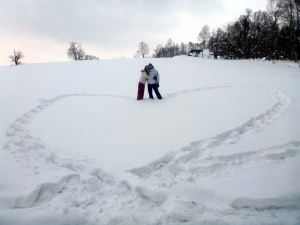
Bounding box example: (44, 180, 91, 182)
(0, 0, 268, 65)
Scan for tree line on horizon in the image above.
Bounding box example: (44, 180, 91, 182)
(138, 0, 300, 61)
(207, 0, 300, 61)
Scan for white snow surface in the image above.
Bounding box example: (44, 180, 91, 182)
(0, 56, 300, 225)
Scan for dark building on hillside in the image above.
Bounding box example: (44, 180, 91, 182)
(189, 49, 203, 57)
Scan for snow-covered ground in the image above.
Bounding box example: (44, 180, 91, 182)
(0, 55, 299, 225)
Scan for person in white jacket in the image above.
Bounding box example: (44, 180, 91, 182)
(137, 65, 152, 100)
(147, 63, 162, 99)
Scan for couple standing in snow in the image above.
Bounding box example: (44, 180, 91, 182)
(137, 63, 162, 100)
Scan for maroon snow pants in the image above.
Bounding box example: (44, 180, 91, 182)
(137, 82, 145, 100)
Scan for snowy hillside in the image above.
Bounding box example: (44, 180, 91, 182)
(0, 57, 300, 225)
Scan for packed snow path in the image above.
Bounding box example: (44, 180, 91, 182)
(2, 85, 300, 225)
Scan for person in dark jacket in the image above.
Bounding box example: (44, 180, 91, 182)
(148, 63, 162, 100)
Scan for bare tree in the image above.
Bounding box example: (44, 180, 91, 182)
(197, 25, 211, 49)
(8, 49, 24, 65)
(137, 41, 150, 58)
(186, 41, 197, 55)
(84, 54, 99, 60)
(277, 0, 298, 60)
(179, 42, 187, 55)
(67, 42, 86, 60)
(67, 42, 99, 60)
(267, 0, 282, 60)
(153, 44, 162, 58)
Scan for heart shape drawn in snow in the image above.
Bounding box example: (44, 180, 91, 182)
(8, 86, 288, 176)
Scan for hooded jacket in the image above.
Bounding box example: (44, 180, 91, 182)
(148, 66, 160, 84)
